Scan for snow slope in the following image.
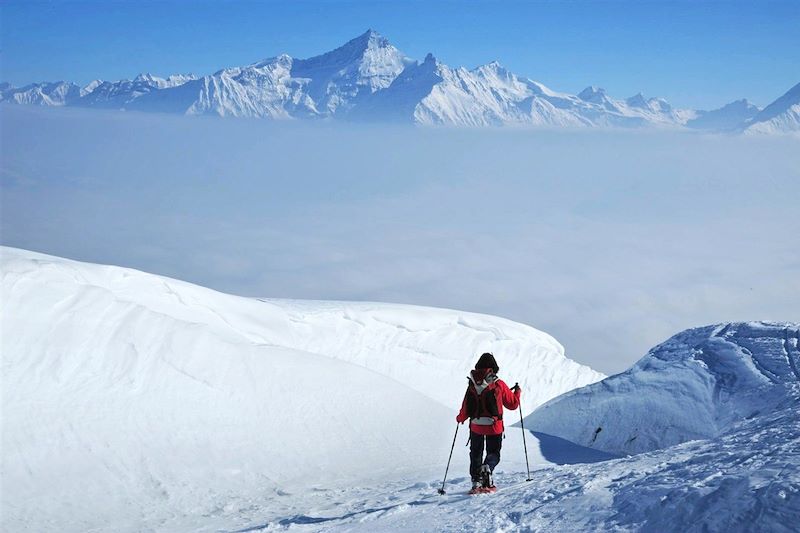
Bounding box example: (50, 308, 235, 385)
(228, 324, 800, 532)
(0, 247, 601, 531)
(0, 81, 81, 106)
(686, 99, 760, 131)
(352, 57, 684, 128)
(267, 400, 798, 533)
(744, 82, 800, 135)
(526, 322, 800, 455)
(267, 298, 602, 415)
(4, 29, 786, 132)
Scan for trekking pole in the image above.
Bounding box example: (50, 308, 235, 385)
(515, 383, 533, 482)
(438, 423, 460, 495)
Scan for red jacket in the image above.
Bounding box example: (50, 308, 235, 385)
(457, 370, 520, 436)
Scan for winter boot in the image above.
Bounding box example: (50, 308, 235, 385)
(480, 464, 494, 488)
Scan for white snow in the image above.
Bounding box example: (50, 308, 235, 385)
(275, 402, 799, 532)
(0, 246, 602, 531)
(0, 81, 81, 106)
(4, 30, 790, 133)
(2, 248, 798, 531)
(686, 99, 760, 131)
(526, 321, 800, 455)
(268, 298, 603, 414)
(744, 82, 800, 135)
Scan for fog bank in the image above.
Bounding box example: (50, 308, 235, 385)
(2, 105, 798, 373)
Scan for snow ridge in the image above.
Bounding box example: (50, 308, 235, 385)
(0, 246, 602, 530)
(526, 321, 800, 455)
(743, 81, 800, 135)
(3, 30, 797, 132)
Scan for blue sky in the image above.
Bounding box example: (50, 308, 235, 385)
(2, 0, 798, 109)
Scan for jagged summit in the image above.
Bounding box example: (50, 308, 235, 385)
(744, 81, 800, 134)
(296, 28, 401, 68)
(578, 86, 610, 103)
(625, 92, 648, 107)
(355, 28, 391, 48)
(687, 98, 760, 131)
(1, 30, 796, 132)
(759, 81, 800, 116)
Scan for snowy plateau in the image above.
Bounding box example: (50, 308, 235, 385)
(2, 246, 799, 532)
(1, 30, 799, 134)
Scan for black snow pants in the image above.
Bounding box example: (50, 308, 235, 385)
(469, 431, 502, 481)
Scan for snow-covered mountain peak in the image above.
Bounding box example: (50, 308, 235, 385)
(479, 59, 506, 72)
(295, 28, 406, 71)
(473, 60, 515, 80)
(251, 53, 293, 69)
(81, 79, 104, 95)
(134, 72, 157, 83)
(287, 29, 411, 113)
(686, 98, 760, 131)
(355, 28, 391, 49)
(578, 85, 612, 104)
(649, 96, 672, 112)
(3, 31, 797, 132)
(744, 81, 800, 134)
(625, 92, 646, 106)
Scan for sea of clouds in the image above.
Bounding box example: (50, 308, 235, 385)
(2, 105, 798, 373)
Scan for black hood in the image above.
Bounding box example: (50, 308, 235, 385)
(475, 352, 499, 373)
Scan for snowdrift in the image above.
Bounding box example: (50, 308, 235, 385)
(0, 246, 600, 531)
(265, 298, 603, 415)
(526, 322, 800, 455)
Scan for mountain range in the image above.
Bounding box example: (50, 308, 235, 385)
(2, 30, 798, 134)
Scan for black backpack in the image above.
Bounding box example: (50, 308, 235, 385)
(464, 379, 501, 421)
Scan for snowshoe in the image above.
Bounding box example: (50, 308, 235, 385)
(468, 466, 496, 494)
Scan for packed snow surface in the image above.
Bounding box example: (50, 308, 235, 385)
(4, 29, 798, 133)
(3, 248, 797, 531)
(0, 246, 601, 531)
(527, 321, 800, 455)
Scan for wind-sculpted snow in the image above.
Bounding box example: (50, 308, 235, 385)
(264, 298, 603, 415)
(5, 29, 797, 132)
(0, 247, 601, 531)
(526, 322, 800, 455)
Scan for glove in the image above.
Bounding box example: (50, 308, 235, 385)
(456, 413, 467, 424)
(512, 382, 521, 396)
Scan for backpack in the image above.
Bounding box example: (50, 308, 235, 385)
(464, 378, 502, 422)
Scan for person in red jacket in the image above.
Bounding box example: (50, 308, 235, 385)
(456, 352, 521, 492)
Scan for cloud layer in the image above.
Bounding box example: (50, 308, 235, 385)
(2, 105, 798, 373)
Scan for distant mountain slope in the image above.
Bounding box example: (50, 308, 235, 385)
(526, 322, 800, 455)
(0, 81, 81, 105)
(4, 29, 793, 132)
(686, 99, 760, 131)
(744, 82, 800, 135)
